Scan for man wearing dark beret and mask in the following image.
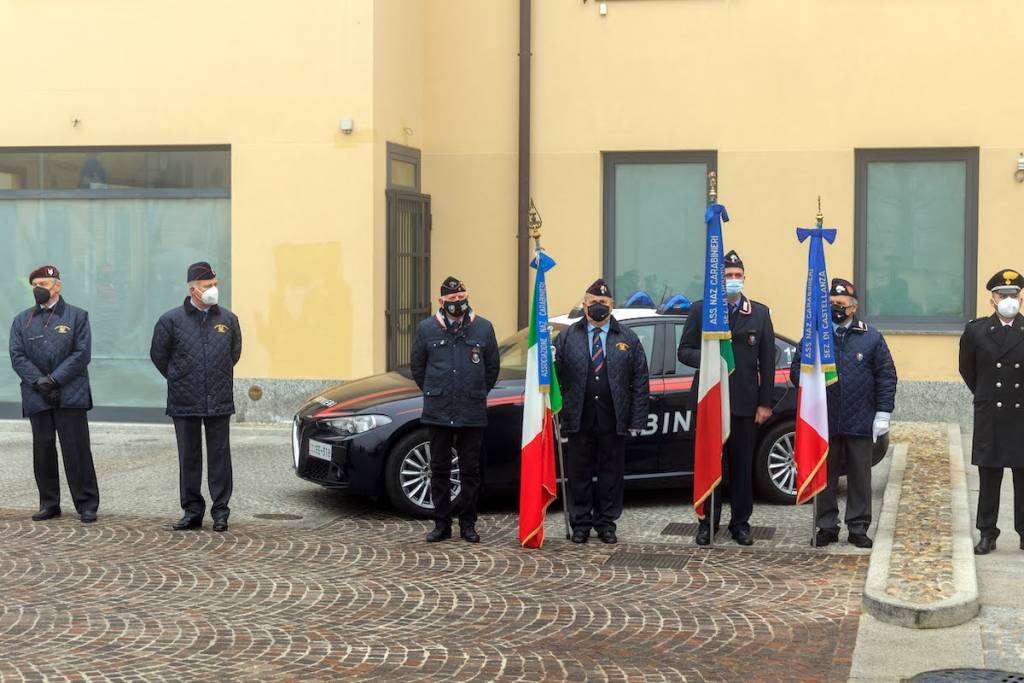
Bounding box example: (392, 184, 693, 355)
(789, 277, 897, 548)
(678, 250, 776, 546)
(9, 265, 100, 523)
(410, 276, 500, 543)
(554, 278, 650, 544)
(960, 269, 1024, 555)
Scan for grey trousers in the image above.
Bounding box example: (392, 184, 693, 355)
(816, 435, 873, 535)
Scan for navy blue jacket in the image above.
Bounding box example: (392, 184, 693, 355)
(554, 317, 650, 436)
(410, 310, 500, 428)
(789, 318, 897, 437)
(150, 299, 242, 418)
(9, 298, 93, 417)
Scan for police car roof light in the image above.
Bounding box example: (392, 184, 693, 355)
(624, 290, 656, 308)
(657, 294, 691, 315)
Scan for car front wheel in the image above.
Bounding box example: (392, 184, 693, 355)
(754, 421, 798, 505)
(384, 428, 461, 518)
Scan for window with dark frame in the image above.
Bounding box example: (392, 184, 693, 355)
(387, 142, 421, 192)
(854, 148, 979, 332)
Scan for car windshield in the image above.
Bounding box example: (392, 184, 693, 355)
(498, 323, 567, 372)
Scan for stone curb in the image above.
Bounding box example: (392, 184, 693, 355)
(862, 423, 980, 628)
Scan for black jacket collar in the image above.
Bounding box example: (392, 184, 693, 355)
(572, 316, 621, 334)
(182, 297, 220, 316)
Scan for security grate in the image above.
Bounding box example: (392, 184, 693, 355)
(904, 670, 1024, 683)
(604, 552, 693, 570)
(661, 523, 777, 540)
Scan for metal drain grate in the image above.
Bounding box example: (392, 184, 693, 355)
(905, 670, 1024, 682)
(254, 513, 304, 521)
(604, 551, 692, 570)
(661, 523, 776, 540)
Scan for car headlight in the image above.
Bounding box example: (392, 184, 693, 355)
(321, 414, 392, 436)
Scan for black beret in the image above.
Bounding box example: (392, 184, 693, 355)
(28, 265, 60, 283)
(440, 276, 466, 296)
(986, 269, 1024, 292)
(723, 250, 744, 270)
(586, 278, 612, 298)
(187, 261, 216, 282)
(830, 278, 857, 299)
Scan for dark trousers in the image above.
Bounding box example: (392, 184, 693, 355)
(700, 414, 756, 534)
(173, 415, 233, 521)
(566, 431, 626, 533)
(976, 466, 1024, 539)
(28, 408, 99, 514)
(428, 426, 483, 527)
(817, 435, 873, 535)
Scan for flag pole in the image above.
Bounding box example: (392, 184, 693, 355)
(528, 199, 572, 540)
(708, 172, 717, 551)
(809, 197, 825, 549)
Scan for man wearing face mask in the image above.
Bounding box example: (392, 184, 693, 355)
(554, 279, 650, 544)
(150, 261, 242, 532)
(789, 278, 897, 548)
(410, 276, 500, 543)
(9, 265, 100, 523)
(959, 269, 1024, 555)
(678, 250, 776, 546)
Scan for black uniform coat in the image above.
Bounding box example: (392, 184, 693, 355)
(410, 310, 500, 428)
(9, 298, 93, 417)
(150, 299, 243, 418)
(554, 316, 650, 436)
(677, 296, 776, 417)
(959, 312, 1024, 468)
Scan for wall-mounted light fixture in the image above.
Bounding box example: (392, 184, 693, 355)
(1016, 153, 1024, 183)
(340, 118, 354, 135)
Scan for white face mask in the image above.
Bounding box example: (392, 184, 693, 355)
(997, 297, 1020, 318)
(200, 286, 219, 306)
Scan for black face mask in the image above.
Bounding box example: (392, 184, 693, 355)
(831, 305, 850, 325)
(445, 299, 470, 318)
(587, 302, 611, 322)
(33, 286, 51, 306)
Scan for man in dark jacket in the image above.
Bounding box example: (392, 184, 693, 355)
(678, 250, 776, 546)
(150, 261, 242, 532)
(790, 278, 897, 548)
(410, 276, 499, 543)
(9, 265, 99, 523)
(959, 269, 1024, 555)
(555, 278, 650, 544)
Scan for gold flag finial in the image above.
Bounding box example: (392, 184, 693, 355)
(708, 171, 718, 204)
(816, 196, 823, 227)
(528, 198, 543, 247)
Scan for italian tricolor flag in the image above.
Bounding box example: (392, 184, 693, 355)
(795, 339, 835, 505)
(518, 252, 561, 548)
(693, 333, 734, 517)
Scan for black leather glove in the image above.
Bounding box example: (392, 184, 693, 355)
(43, 388, 61, 406)
(34, 375, 58, 393)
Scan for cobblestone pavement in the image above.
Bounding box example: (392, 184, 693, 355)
(0, 420, 878, 681)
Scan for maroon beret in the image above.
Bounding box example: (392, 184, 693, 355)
(830, 278, 857, 299)
(28, 265, 60, 283)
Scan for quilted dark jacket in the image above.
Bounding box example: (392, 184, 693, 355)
(410, 310, 500, 428)
(554, 317, 650, 436)
(150, 299, 243, 417)
(789, 317, 897, 437)
(9, 298, 93, 417)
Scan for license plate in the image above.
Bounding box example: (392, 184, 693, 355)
(309, 440, 332, 462)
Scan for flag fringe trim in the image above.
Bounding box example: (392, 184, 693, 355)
(692, 477, 722, 519)
(519, 482, 559, 548)
(795, 446, 829, 505)
(701, 331, 732, 340)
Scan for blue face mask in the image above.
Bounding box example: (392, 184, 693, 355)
(725, 279, 744, 296)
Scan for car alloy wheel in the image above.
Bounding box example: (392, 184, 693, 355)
(766, 430, 797, 497)
(399, 440, 461, 510)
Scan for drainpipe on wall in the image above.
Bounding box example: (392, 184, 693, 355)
(516, 0, 532, 331)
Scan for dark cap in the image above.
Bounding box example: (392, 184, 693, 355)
(187, 261, 217, 282)
(28, 265, 60, 283)
(440, 276, 466, 296)
(830, 278, 857, 299)
(586, 278, 612, 298)
(723, 249, 744, 271)
(986, 269, 1024, 293)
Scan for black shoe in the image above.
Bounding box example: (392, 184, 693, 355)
(32, 507, 61, 521)
(425, 525, 452, 543)
(814, 529, 839, 547)
(848, 533, 873, 549)
(80, 511, 98, 524)
(732, 529, 754, 546)
(695, 526, 712, 546)
(974, 536, 998, 555)
(172, 516, 203, 531)
(598, 529, 617, 544)
(460, 526, 480, 543)
(571, 528, 590, 544)
(212, 520, 229, 532)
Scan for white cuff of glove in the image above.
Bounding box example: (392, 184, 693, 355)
(872, 411, 891, 443)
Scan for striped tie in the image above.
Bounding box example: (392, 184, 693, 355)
(592, 328, 605, 374)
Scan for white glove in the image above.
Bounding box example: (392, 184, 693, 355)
(629, 429, 641, 438)
(872, 411, 891, 443)
(550, 344, 557, 362)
